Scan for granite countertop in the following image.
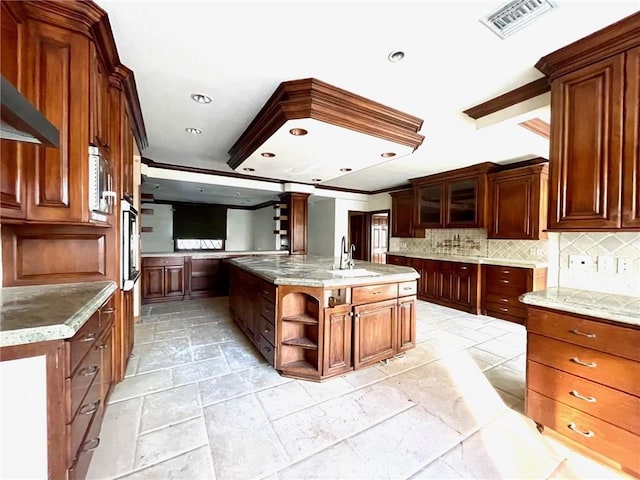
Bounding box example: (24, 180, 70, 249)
(142, 250, 288, 259)
(0, 281, 118, 348)
(386, 251, 547, 269)
(228, 255, 419, 288)
(520, 287, 640, 327)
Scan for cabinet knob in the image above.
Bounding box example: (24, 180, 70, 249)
(570, 357, 597, 368)
(569, 390, 597, 403)
(569, 328, 596, 339)
(567, 422, 594, 438)
(79, 332, 97, 343)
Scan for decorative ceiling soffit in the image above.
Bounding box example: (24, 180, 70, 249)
(227, 78, 425, 178)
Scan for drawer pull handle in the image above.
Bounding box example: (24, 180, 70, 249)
(501, 298, 509, 303)
(263, 328, 271, 334)
(499, 307, 509, 312)
(97, 343, 109, 350)
(372, 291, 381, 295)
(499, 279, 510, 284)
(82, 437, 101, 452)
(570, 357, 597, 368)
(79, 401, 100, 415)
(79, 333, 97, 343)
(567, 422, 594, 438)
(569, 390, 597, 403)
(402, 287, 413, 291)
(459, 266, 468, 270)
(569, 328, 596, 339)
(263, 346, 272, 353)
(80, 365, 99, 376)
(501, 270, 510, 274)
(102, 307, 115, 314)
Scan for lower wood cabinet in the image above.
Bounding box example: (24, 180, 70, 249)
(323, 304, 353, 377)
(141, 257, 185, 303)
(353, 298, 398, 369)
(526, 306, 640, 477)
(482, 265, 547, 324)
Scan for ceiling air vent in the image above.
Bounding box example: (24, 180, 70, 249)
(480, 0, 558, 39)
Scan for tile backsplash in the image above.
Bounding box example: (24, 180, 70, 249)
(391, 229, 548, 263)
(557, 232, 640, 296)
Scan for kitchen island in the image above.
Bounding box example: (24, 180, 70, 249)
(227, 255, 419, 381)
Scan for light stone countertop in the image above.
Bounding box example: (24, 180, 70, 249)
(228, 255, 419, 288)
(386, 251, 548, 269)
(142, 250, 288, 259)
(520, 287, 640, 327)
(0, 281, 118, 348)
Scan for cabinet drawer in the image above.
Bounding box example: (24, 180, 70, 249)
(257, 333, 275, 365)
(68, 344, 101, 421)
(69, 312, 100, 376)
(485, 301, 527, 320)
(258, 279, 276, 302)
(352, 283, 397, 304)
(527, 334, 640, 396)
(68, 403, 104, 475)
(485, 292, 522, 308)
(527, 361, 640, 435)
(527, 390, 640, 474)
(528, 308, 640, 362)
(143, 256, 184, 267)
(259, 295, 276, 323)
(67, 382, 101, 463)
(485, 265, 527, 289)
(386, 255, 407, 266)
(258, 315, 275, 346)
(398, 281, 417, 297)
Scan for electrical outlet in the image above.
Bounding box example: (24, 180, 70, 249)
(617, 258, 631, 273)
(568, 254, 592, 270)
(597, 256, 615, 272)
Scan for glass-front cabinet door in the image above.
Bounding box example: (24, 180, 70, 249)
(416, 183, 444, 227)
(446, 178, 478, 226)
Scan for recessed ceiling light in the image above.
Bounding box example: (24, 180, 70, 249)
(289, 128, 308, 136)
(388, 50, 405, 63)
(312, 178, 322, 182)
(381, 152, 396, 158)
(340, 168, 352, 172)
(243, 167, 255, 172)
(185, 127, 202, 135)
(190, 93, 212, 104)
(261, 152, 275, 158)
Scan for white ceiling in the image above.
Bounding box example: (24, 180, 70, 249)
(99, 0, 639, 203)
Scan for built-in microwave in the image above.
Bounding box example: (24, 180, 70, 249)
(121, 198, 140, 291)
(88, 145, 116, 222)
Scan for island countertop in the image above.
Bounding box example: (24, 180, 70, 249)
(0, 281, 118, 348)
(227, 255, 419, 287)
(520, 287, 640, 327)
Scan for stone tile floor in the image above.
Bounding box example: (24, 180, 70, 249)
(87, 297, 632, 479)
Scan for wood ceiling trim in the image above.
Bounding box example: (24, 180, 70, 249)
(463, 77, 550, 120)
(519, 118, 550, 139)
(227, 78, 425, 170)
(536, 11, 640, 78)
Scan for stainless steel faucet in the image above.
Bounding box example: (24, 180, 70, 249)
(339, 236, 355, 269)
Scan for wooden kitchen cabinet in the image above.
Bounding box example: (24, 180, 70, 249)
(412, 163, 498, 229)
(390, 189, 424, 238)
(488, 163, 549, 240)
(536, 14, 640, 230)
(353, 298, 398, 369)
(280, 192, 309, 254)
(386, 254, 408, 266)
(141, 257, 186, 303)
(323, 304, 353, 377)
(89, 43, 112, 155)
(526, 306, 640, 476)
(482, 265, 547, 325)
(397, 295, 417, 353)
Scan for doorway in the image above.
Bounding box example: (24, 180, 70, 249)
(348, 210, 389, 264)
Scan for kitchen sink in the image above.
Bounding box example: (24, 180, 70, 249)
(327, 268, 380, 277)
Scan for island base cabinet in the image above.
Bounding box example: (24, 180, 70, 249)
(397, 296, 416, 353)
(353, 299, 397, 370)
(323, 304, 353, 377)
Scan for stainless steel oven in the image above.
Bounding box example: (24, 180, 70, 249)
(121, 199, 140, 291)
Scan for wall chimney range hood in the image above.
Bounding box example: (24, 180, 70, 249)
(1, 75, 59, 148)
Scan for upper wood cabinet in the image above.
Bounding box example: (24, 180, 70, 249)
(536, 12, 640, 231)
(488, 163, 549, 240)
(389, 189, 424, 238)
(412, 162, 499, 229)
(0, 1, 147, 226)
(281, 192, 309, 254)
